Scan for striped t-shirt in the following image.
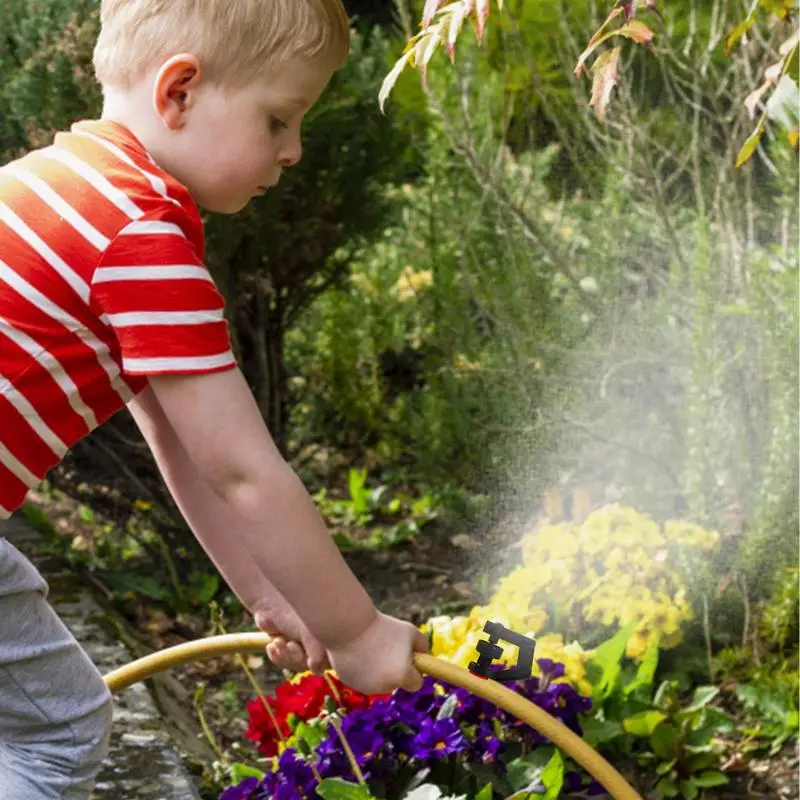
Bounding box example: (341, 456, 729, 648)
(0, 119, 237, 518)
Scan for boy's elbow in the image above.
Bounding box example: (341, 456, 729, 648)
(203, 457, 291, 510)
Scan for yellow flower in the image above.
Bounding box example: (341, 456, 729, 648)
(664, 520, 720, 549)
(603, 547, 628, 571)
(392, 266, 433, 301)
(523, 523, 579, 562)
(645, 603, 683, 637)
(625, 627, 654, 660)
(536, 634, 592, 696)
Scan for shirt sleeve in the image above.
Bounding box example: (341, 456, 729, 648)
(89, 214, 237, 377)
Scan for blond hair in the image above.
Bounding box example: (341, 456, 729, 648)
(93, 0, 350, 91)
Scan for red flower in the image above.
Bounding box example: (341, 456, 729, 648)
(244, 672, 391, 757)
(244, 696, 291, 757)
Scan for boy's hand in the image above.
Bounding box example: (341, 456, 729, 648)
(252, 599, 330, 676)
(327, 611, 429, 696)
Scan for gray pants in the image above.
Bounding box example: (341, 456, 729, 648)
(0, 537, 113, 799)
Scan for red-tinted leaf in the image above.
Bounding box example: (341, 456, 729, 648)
(475, 0, 491, 40)
(587, 7, 624, 49)
(744, 81, 771, 118)
(620, 20, 655, 44)
(447, 3, 470, 61)
(422, 0, 445, 27)
(643, 0, 664, 19)
(418, 26, 443, 82)
(590, 46, 622, 122)
(575, 18, 653, 77)
(617, 0, 637, 22)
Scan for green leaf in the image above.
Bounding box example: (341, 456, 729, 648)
(590, 622, 638, 702)
(296, 721, 325, 751)
(109, 572, 173, 602)
(332, 532, 356, 550)
(679, 779, 699, 800)
(475, 786, 493, 800)
(507, 749, 555, 791)
(316, 778, 376, 800)
(193, 573, 220, 605)
(348, 468, 369, 515)
(693, 771, 729, 788)
(686, 686, 719, 712)
(19, 502, 58, 538)
(581, 716, 624, 746)
(469, 763, 513, 796)
(541, 750, 565, 800)
(656, 759, 677, 776)
(230, 763, 265, 783)
(687, 751, 720, 772)
(624, 639, 659, 696)
(623, 710, 666, 736)
(689, 707, 734, 744)
(656, 777, 680, 798)
(436, 693, 459, 720)
(736, 120, 766, 167)
(654, 680, 680, 712)
(650, 722, 679, 760)
(725, 15, 755, 56)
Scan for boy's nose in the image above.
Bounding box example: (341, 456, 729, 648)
(279, 136, 302, 167)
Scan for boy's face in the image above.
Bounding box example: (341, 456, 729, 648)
(153, 57, 333, 214)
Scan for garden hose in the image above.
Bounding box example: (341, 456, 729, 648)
(103, 633, 642, 800)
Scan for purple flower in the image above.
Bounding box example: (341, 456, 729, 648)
(262, 749, 317, 800)
(410, 717, 470, 761)
(471, 720, 505, 763)
(220, 777, 259, 800)
(343, 725, 386, 767)
(536, 658, 566, 691)
(537, 658, 566, 680)
(539, 683, 592, 717)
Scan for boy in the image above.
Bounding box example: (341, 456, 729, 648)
(0, 1, 429, 797)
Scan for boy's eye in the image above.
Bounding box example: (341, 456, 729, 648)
(269, 116, 289, 133)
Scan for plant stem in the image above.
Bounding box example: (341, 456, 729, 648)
(329, 714, 367, 787)
(323, 672, 343, 707)
(194, 689, 228, 764)
(212, 609, 287, 747)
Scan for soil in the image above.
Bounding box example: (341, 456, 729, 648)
(26, 488, 799, 800)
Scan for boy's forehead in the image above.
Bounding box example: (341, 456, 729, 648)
(253, 59, 334, 106)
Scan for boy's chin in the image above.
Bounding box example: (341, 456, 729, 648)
(194, 189, 253, 215)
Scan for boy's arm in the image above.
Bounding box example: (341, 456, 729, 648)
(127, 385, 287, 615)
(130, 369, 378, 650)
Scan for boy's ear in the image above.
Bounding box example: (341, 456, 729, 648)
(153, 53, 203, 130)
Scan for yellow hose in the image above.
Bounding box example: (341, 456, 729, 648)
(104, 633, 641, 800)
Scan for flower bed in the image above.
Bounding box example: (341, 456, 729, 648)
(222, 659, 605, 800)
(218, 504, 730, 800)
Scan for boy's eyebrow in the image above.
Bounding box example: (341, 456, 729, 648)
(278, 96, 310, 111)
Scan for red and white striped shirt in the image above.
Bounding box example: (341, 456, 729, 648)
(0, 119, 237, 518)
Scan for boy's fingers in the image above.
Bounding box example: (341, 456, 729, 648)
(402, 664, 424, 693)
(305, 640, 330, 675)
(412, 629, 430, 653)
